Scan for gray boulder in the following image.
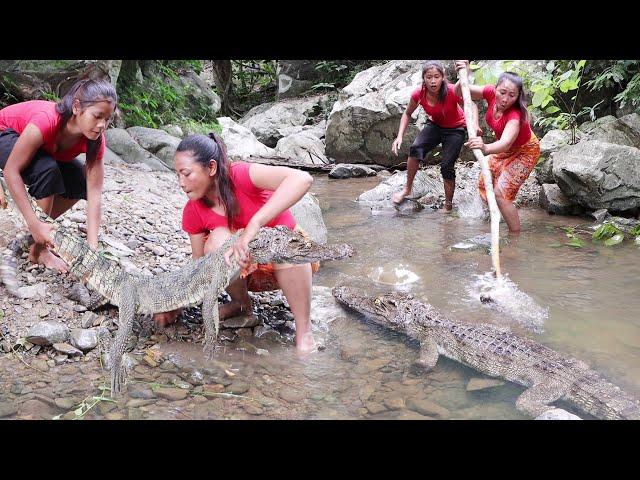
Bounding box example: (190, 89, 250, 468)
(552, 140, 640, 211)
(289, 193, 327, 244)
(276, 61, 324, 99)
(26, 321, 70, 346)
(539, 183, 583, 215)
(217, 117, 275, 159)
(70, 328, 99, 352)
(328, 164, 378, 179)
(535, 129, 579, 185)
(274, 130, 328, 164)
(240, 95, 327, 147)
(358, 170, 443, 206)
(578, 115, 640, 148)
(126, 127, 181, 168)
(104, 128, 169, 171)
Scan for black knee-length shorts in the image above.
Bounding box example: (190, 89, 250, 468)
(0, 129, 87, 200)
(409, 121, 467, 180)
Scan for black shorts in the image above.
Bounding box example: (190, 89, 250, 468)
(0, 129, 87, 200)
(409, 121, 466, 180)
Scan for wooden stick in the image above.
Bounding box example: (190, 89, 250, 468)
(456, 66, 502, 278)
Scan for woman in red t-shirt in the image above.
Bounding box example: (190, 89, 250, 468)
(153, 133, 318, 353)
(0, 78, 117, 271)
(392, 60, 480, 211)
(455, 60, 541, 233)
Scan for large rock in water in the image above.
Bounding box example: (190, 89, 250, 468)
(539, 183, 583, 215)
(535, 129, 580, 185)
(274, 130, 329, 165)
(217, 117, 275, 159)
(552, 140, 640, 211)
(239, 95, 328, 147)
(289, 193, 327, 244)
(0, 60, 121, 100)
(105, 128, 169, 171)
(358, 170, 443, 206)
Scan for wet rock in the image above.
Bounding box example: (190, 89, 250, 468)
(539, 183, 583, 216)
(466, 378, 506, 392)
(128, 384, 157, 399)
(275, 386, 305, 404)
(365, 402, 387, 415)
(80, 312, 102, 329)
(26, 321, 69, 346)
(16, 283, 47, 300)
(535, 408, 582, 420)
(358, 384, 376, 403)
(203, 384, 226, 395)
(0, 401, 18, 418)
(226, 382, 250, 395)
(383, 396, 405, 411)
(154, 387, 189, 401)
(18, 399, 61, 419)
(52, 343, 84, 357)
(10, 381, 25, 395)
(126, 399, 156, 408)
(395, 410, 434, 420)
(329, 163, 378, 179)
(70, 328, 99, 352)
(405, 398, 450, 419)
(31, 358, 50, 371)
(221, 315, 261, 329)
(54, 397, 78, 410)
(105, 412, 125, 420)
(244, 404, 264, 416)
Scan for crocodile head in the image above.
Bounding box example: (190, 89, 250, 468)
(332, 284, 414, 332)
(249, 226, 354, 264)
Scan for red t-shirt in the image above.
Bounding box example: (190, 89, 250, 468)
(0, 100, 105, 163)
(482, 85, 532, 148)
(182, 161, 297, 235)
(410, 83, 466, 128)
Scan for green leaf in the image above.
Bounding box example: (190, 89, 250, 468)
(565, 238, 585, 248)
(545, 105, 561, 114)
(532, 89, 548, 108)
(603, 233, 624, 246)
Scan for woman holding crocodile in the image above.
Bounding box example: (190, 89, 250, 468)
(0, 78, 117, 271)
(454, 60, 540, 233)
(152, 133, 319, 354)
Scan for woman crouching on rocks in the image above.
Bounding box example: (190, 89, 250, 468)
(0, 78, 117, 271)
(153, 133, 319, 354)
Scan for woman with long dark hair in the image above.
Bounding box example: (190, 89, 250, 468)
(391, 60, 479, 211)
(0, 78, 117, 271)
(454, 60, 541, 233)
(153, 133, 319, 354)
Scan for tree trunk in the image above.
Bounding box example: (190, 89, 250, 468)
(210, 60, 236, 116)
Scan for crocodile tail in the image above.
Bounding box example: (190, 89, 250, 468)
(1, 232, 34, 297)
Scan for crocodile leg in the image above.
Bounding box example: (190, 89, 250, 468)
(416, 337, 439, 371)
(515, 381, 581, 419)
(202, 281, 220, 360)
(109, 281, 138, 397)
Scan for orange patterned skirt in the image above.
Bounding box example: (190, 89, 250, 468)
(478, 133, 540, 202)
(240, 225, 320, 292)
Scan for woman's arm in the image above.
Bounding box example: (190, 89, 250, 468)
(392, 98, 420, 155)
(189, 233, 207, 259)
(3, 124, 54, 246)
(224, 163, 313, 267)
(466, 119, 520, 155)
(85, 160, 104, 249)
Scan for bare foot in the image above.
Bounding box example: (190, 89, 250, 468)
(295, 331, 317, 356)
(443, 201, 453, 213)
(219, 300, 253, 320)
(153, 309, 182, 328)
(391, 189, 410, 205)
(29, 245, 69, 273)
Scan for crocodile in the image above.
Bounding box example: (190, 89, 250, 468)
(332, 284, 640, 420)
(0, 182, 354, 395)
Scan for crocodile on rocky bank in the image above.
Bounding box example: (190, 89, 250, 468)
(332, 284, 640, 420)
